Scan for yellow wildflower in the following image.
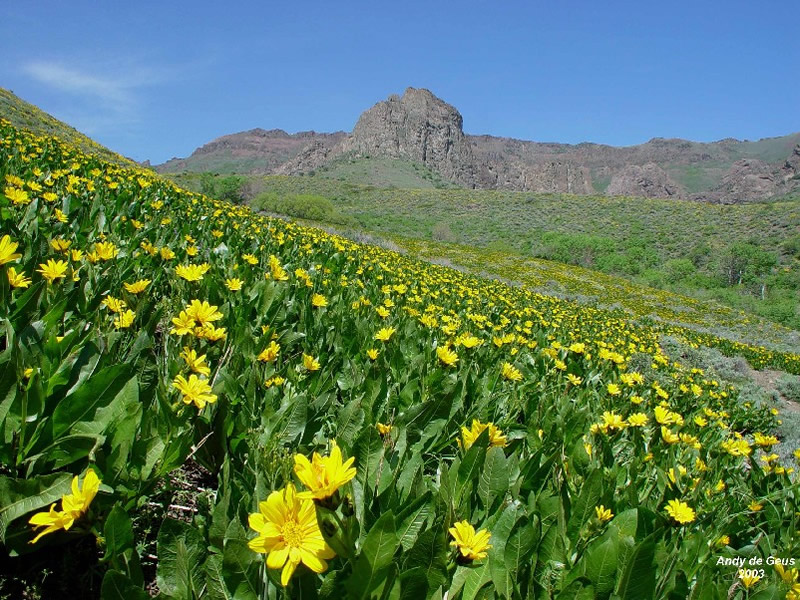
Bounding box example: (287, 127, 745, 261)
(37, 259, 69, 284)
(123, 279, 151, 294)
(664, 499, 696, 524)
(172, 374, 217, 410)
(448, 521, 492, 561)
(248, 483, 335, 586)
(294, 440, 357, 500)
(7, 267, 31, 288)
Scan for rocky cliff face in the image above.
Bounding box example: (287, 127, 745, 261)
(155, 88, 800, 202)
(782, 145, 800, 183)
(341, 88, 477, 186)
(707, 159, 778, 204)
(606, 163, 683, 198)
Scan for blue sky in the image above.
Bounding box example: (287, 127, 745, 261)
(1, 1, 798, 163)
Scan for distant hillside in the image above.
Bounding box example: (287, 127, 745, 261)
(0, 87, 133, 165)
(154, 128, 345, 174)
(156, 87, 800, 203)
(186, 173, 798, 330)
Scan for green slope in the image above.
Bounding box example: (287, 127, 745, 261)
(0, 87, 133, 165)
(239, 175, 800, 330)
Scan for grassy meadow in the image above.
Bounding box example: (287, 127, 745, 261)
(1, 114, 800, 600)
(180, 173, 800, 331)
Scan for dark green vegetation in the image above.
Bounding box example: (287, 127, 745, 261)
(167, 172, 800, 330)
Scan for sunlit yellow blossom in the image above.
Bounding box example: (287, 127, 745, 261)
(600, 411, 627, 433)
(243, 253, 259, 265)
(160, 247, 176, 260)
(248, 483, 335, 586)
(460, 419, 508, 449)
(459, 334, 482, 348)
(606, 383, 621, 396)
(28, 469, 101, 544)
(175, 263, 210, 282)
(721, 438, 752, 457)
(0, 235, 22, 266)
(180, 347, 212, 376)
(185, 299, 223, 325)
(567, 373, 583, 386)
(303, 353, 321, 371)
(294, 440, 357, 500)
(7, 267, 31, 288)
(753, 432, 779, 448)
(196, 323, 227, 342)
(449, 521, 492, 561)
(37, 258, 69, 283)
(258, 341, 281, 363)
(775, 563, 799, 584)
(50, 238, 72, 252)
(172, 374, 217, 410)
(748, 500, 763, 512)
(268, 255, 289, 281)
(437, 346, 459, 367)
(664, 499, 695, 524)
(627, 413, 648, 427)
(5, 186, 30, 205)
(93, 241, 118, 260)
(170, 311, 195, 335)
(311, 293, 328, 308)
(716, 535, 730, 547)
(70, 249, 84, 262)
(375, 327, 396, 342)
(123, 279, 151, 294)
(376, 306, 390, 318)
(225, 278, 243, 291)
(376, 423, 392, 435)
(661, 427, 680, 444)
(595, 505, 613, 522)
(113, 309, 135, 329)
(501, 362, 523, 382)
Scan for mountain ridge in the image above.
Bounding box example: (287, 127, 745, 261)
(153, 87, 800, 202)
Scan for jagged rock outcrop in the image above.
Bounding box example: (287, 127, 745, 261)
(338, 88, 476, 186)
(710, 158, 778, 203)
(605, 163, 683, 198)
(476, 159, 593, 194)
(781, 144, 800, 183)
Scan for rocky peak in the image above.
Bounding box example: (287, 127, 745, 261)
(340, 87, 476, 186)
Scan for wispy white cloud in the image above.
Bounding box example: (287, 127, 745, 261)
(20, 59, 172, 135)
(23, 61, 138, 106)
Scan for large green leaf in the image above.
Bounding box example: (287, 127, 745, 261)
(51, 364, 132, 439)
(616, 533, 656, 600)
(157, 518, 207, 599)
(478, 446, 508, 513)
(0, 472, 72, 542)
(347, 511, 398, 599)
(395, 492, 432, 551)
(584, 536, 618, 598)
(101, 570, 149, 600)
(404, 526, 448, 593)
(221, 520, 260, 600)
(567, 469, 603, 538)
